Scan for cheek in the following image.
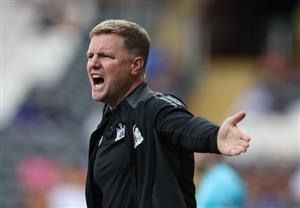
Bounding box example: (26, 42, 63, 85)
(86, 62, 91, 72)
(114, 68, 130, 82)
(105, 64, 119, 78)
(105, 62, 131, 82)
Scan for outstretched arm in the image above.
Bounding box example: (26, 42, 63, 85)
(217, 111, 251, 155)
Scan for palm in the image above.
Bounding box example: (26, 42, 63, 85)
(217, 111, 251, 156)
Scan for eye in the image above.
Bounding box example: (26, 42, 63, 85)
(87, 53, 93, 59)
(100, 53, 114, 59)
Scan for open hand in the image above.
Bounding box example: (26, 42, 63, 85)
(217, 111, 251, 156)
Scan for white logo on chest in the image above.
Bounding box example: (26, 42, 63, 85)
(115, 123, 125, 141)
(133, 125, 144, 148)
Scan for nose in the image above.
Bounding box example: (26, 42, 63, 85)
(90, 56, 102, 70)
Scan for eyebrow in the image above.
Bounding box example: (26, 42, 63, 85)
(86, 51, 115, 58)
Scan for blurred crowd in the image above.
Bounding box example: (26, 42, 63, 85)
(1, 0, 299, 207)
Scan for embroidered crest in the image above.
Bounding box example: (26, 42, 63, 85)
(115, 123, 125, 141)
(133, 125, 144, 148)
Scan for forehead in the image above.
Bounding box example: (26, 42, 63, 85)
(88, 34, 125, 52)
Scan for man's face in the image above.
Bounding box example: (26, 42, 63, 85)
(87, 34, 134, 107)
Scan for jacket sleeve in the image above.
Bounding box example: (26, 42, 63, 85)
(155, 100, 221, 154)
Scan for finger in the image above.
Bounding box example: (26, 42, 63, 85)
(239, 128, 251, 142)
(238, 144, 249, 153)
(231, 145, 248, 155)
(229, 146, 243, 155)
(238, 139, 250, 148)
(229, 111, 246, 126)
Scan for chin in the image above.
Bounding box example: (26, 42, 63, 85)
(92, 97, 104, 102)
(91, 93, 104, 102)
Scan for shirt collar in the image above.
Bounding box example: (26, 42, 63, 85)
(102, 82, 149, 117)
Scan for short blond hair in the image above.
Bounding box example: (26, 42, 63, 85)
(90, 19, 151, 67)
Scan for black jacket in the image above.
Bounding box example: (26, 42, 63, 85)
(86, 83, 220, 208)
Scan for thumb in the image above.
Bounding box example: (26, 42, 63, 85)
(228, 111, 246, 126)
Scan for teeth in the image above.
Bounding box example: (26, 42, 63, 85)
(92, 74, 101, 78)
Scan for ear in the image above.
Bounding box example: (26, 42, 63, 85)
(130, 57, 144, 75)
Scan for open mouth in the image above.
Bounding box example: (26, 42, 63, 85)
(92, 74, 104, 87)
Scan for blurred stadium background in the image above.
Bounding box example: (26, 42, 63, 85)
(1, 0, 299, 207)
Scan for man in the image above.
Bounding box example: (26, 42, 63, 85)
(85, 19, 250, 208)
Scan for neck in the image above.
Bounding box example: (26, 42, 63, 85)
(108, 79, 144, 109)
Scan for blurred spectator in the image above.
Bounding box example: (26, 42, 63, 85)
(236, 48, 299, 116)
(242, 163, 298, 208)
(17, 157, 87, 208)
(17, 157, 62, 208)
(47, 166, 86, 208)
(146, 45, 195, 101)
(194, 154, 247, 208)
(146, 46, 179, 94)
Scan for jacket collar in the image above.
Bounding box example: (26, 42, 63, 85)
(102, 82, 151, 117)
(126, 82, 153, 108)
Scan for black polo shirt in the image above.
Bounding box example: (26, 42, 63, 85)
(86, 83, 220, 208)
(93, 107, 134, 207)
